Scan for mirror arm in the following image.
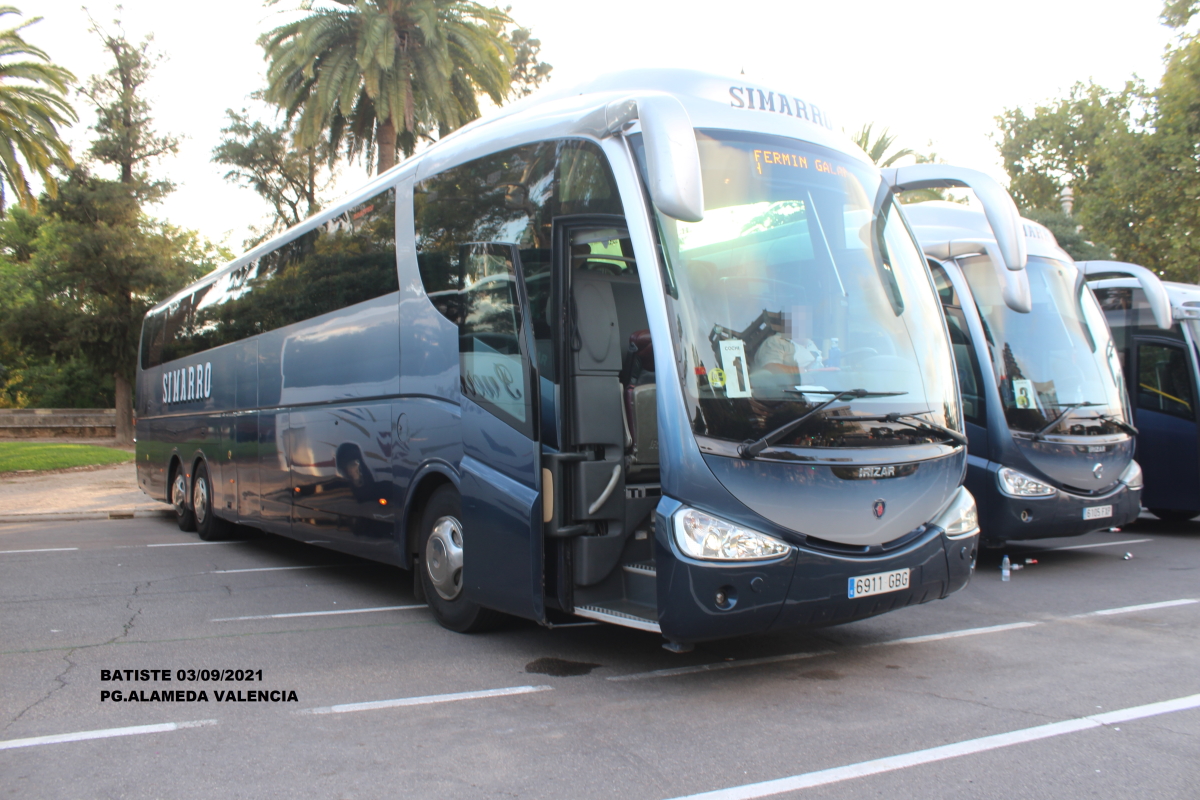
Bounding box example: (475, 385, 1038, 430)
(587, 93, 705, 223)
(882, 165, 1027, 272)
(1079, 261, 1173, 330)
(920, 239, 1031, 313)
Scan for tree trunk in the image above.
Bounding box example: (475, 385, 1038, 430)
(114, 372, 134, 446)
(377, 118, 397, 175)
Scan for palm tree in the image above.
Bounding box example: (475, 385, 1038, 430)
(849, 123, 916, 168)
(261, 0, 514, 175)
(0, 6, 76, 215)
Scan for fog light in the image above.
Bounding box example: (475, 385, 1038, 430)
(715, 586, 737, 610)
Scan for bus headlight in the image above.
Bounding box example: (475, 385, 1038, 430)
(933, 487, 979, 538)
(673, 507, 791, 561)
(1119, 460, 1143, 490)
(997, 467, 1056, 498)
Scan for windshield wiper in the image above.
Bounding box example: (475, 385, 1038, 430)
(852, 411, 968, 446)
(1031, 401, 1104, 441)
(1062, 412, 1139, 438)
(739, 389, 907, 459)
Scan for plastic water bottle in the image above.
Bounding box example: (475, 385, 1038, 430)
(1001, 554, 1011, 581)
(827, 338, 842, 368)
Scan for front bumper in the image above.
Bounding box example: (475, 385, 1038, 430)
(655, 505, 977, 644)
(977, 472, 1141, 544)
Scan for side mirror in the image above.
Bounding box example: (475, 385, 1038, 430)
(924, 239, 1032, 314)
(603, 93, 705, 223)
(1080, 261, 1173, 330)
(882, 165, 1027, 272)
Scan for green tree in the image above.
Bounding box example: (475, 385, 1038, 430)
(994, 81, 1137, 215)
(260, 0, 525, 174)
(504, 22, 550, 98)
(212, 107, 333, 242)
(3, 26, 225, 439)
(1020, 208, 1112, 262)
(849, 122, 916, 168)
(4, 170, 226, 435)
(0, 7, 76, 215)
(80, 19, 178, 191)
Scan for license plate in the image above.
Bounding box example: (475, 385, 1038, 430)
(848, 568, 910, 599)
(1083, 505, 1113, 520)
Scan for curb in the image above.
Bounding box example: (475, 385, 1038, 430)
(0, 507, 175, 524)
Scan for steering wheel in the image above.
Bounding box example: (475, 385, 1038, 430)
(840, 347, 878, 366)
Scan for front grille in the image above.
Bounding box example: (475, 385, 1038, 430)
(803, 535, 871, 555)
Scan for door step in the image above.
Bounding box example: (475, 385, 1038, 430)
(574, 602, 661, 633)
(621, 560, 656, 607)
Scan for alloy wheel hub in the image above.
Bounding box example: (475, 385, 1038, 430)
(425, 516, 464, 601)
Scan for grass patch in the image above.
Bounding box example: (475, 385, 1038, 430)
(0, 442, 134, 473)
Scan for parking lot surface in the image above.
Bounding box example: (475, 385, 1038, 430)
(1, 516, 1197, 799)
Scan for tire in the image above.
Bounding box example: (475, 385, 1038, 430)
(418, 485, 501, 633)
(1149, 508, 1200, 523)
(171, 465, 196, 532)
(192, 462, 229, 541)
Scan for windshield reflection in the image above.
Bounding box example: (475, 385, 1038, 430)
(641, 130, 960, 450)
(961, 256, 1130, 436)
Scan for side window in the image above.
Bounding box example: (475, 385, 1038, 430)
(1137, 342, 1196, 420)
(414, 138, 624, 386)
(458, 244, 528, 427)
(929, 261, 987, 426)
(143, 188, 399, 368)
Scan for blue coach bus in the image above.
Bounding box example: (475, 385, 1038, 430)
(136, 70, 1022, 648)
(1086, 265, 1200, 522)
(904, 203, 1144, 546)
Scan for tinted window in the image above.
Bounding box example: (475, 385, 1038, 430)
(929, 261, 987, 427)
(141, 188, 399, 368)
(1138, 342, 1195, 420)
(414, 139, 623, 384)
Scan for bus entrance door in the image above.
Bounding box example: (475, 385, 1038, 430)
(1134, 337, 1200, 516)
(456, 243, 544, 621)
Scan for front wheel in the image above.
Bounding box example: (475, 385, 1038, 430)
(1150, 508, 1199, 523)
(171, 467, 196, 532)
(418, 485, 501, 633)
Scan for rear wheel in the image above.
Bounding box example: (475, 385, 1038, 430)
(1150, 508, 1199, 523)
(418, 485, 501, 633)
(192, 462, 229, 541)
(171, 466, 196, 532)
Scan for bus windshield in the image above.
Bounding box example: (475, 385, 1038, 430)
(645, 129, 960, 451)
(961, 255, 1129, 436)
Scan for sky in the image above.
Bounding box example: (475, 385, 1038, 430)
(28, 0, 1179, 249)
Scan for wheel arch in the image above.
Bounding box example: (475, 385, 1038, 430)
(400, 461, 460, 569)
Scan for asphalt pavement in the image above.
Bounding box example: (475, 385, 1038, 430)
(1, 515, 1197, 799)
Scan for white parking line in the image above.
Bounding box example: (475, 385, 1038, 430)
(0, 719, 216, 751)
(867, 621, 1041, 647)
(147, 541, 244, 547)
(210, 565, 333, 574)
(1076, 598, 1198, 617)
(666, 693, 1200, 799)
(1024, 538, 1152, 552)
(609, 600, 1195, 682)
(0, 547, 79, 554)
(609, 650, 836, 682)
(301, 685, 552, 715)
(212, 604, 426, 622)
